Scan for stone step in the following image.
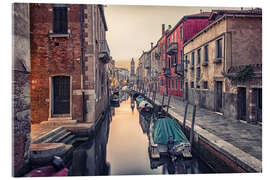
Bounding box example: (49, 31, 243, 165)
(54, 131, 73, 143)
(40, 120, 77, 126)
(48, 117, 73, 121)
(32, 127, 65, 144)
(43, 129, 70, 143)
(62, 134, 76, 144)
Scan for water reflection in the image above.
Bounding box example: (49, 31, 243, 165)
(70, 92, 212, 176)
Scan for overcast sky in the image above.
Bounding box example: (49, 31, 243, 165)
(104, 5, 242, 63)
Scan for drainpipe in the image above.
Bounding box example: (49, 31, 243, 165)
(80, 4, 85, 122)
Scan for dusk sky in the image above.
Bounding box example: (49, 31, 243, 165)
(104, 5, 242, 69)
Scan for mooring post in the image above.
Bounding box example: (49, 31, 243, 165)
(153, 90, 157, 103)
(183, 102, 189, 133)
(161, 93, 165, 106)
(167, 95, 171, 113)
(189, 105, 196, 147)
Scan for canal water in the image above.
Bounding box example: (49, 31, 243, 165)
(70, 94, 212, 176)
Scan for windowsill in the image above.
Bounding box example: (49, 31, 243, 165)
(49, 33, 70, 38)
(202, 62, 208, 66)
(214, 58, 222, 64)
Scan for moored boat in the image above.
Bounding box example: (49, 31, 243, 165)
(150, 116, 192, 160)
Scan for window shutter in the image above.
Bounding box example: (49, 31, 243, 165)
(53, 6, 67, 34)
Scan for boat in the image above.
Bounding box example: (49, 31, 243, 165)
(136, 95, 144, 104)
(138, 100, 153, 120)
(110, 94, 120, 107)
(149, 116, 192, 160)
(25, 156, 68, 177)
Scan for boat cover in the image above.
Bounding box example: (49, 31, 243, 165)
(138, 100, 153, 110)
(153, 117, 188, 145)
(136, 96, 144, 104)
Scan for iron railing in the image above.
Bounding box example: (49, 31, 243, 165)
(98, 40, 110, 64)
(166, 42, 178, 55)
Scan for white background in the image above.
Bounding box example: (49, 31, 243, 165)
(1, 0, 268, 180)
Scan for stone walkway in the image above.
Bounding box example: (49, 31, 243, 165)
(146, 93, 262, 161)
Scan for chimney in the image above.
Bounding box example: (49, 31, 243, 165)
(168, 25, 172, 30)
(200, 9, 202, 13)
(151, 42, 153, 49)
(162, 24, 165, 35)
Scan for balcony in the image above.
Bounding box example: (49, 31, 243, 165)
(175, 64, 184, 76)
(166, 42, 178, 55)
(98, 40, 110, 64)
(163, 68, 171, 77)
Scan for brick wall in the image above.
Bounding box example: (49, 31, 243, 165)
(30, 4, 83, 123)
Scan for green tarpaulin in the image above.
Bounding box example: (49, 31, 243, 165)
(136, 97, 144, 104)
(153, 117, 188, 145)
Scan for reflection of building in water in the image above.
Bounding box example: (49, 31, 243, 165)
(70, 112, 111, 176)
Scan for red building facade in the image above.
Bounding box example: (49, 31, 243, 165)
(158, 12, 212, 96)
(157, 24, 168, 94)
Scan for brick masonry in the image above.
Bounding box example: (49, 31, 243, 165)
(30, 4, 83, 124)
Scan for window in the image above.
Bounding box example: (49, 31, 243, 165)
(180, 26, 183, 40)
(180, 50, 183, 63)
(191, 53, 194, 65)
(175, 80, 178, 89)
(191, 81, 194, 88)
(196, 68, 201, 80)
(53, 4, 68, 34)
(216, 38, 222, 58)
(203, 81, 208, 89)
(185, 55, 188, 69)
(180, 79, 184, 90)
(204, 45, 208, 62)
(168, 79, 171, 88)
(172, 80, 174, 89)
(197, 48, 201, 65)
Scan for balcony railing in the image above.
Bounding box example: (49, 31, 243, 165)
(175, 63, 184, 76)
(98, 40, 110, 64)
(163, 68, 171, 77)
(166, 42, 178, 55)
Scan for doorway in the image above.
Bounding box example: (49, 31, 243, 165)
(52, 76, 70, 116)
(215, 81, 223, 112)
(237, 87, 246, 120)
(185, 82, 189, 101)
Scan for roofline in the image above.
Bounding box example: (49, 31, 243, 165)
(183, 14, 262, 47)
(167, 13, 211, 37)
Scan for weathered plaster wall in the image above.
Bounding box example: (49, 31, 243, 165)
(12, 3, 31, 176)
(228, 17, 262, 68)
(184, 19, 227, 92)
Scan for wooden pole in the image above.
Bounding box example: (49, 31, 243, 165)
(183, 102, 189, 133)
(189, 105, 196, 146)
(161, 93, 165, 106)
(167, 95, 171, 113)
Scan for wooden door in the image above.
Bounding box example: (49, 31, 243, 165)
(215, 81, 223, 112)
(237, 87, 246, 120)
(53, 76, 70, 115)
(185, 82, 188, 101)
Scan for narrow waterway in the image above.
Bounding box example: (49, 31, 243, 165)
(70, 94, 212, 176)
(107, 99, 163, 175)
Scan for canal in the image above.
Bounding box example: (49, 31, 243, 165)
(70, 94, 213, 176)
